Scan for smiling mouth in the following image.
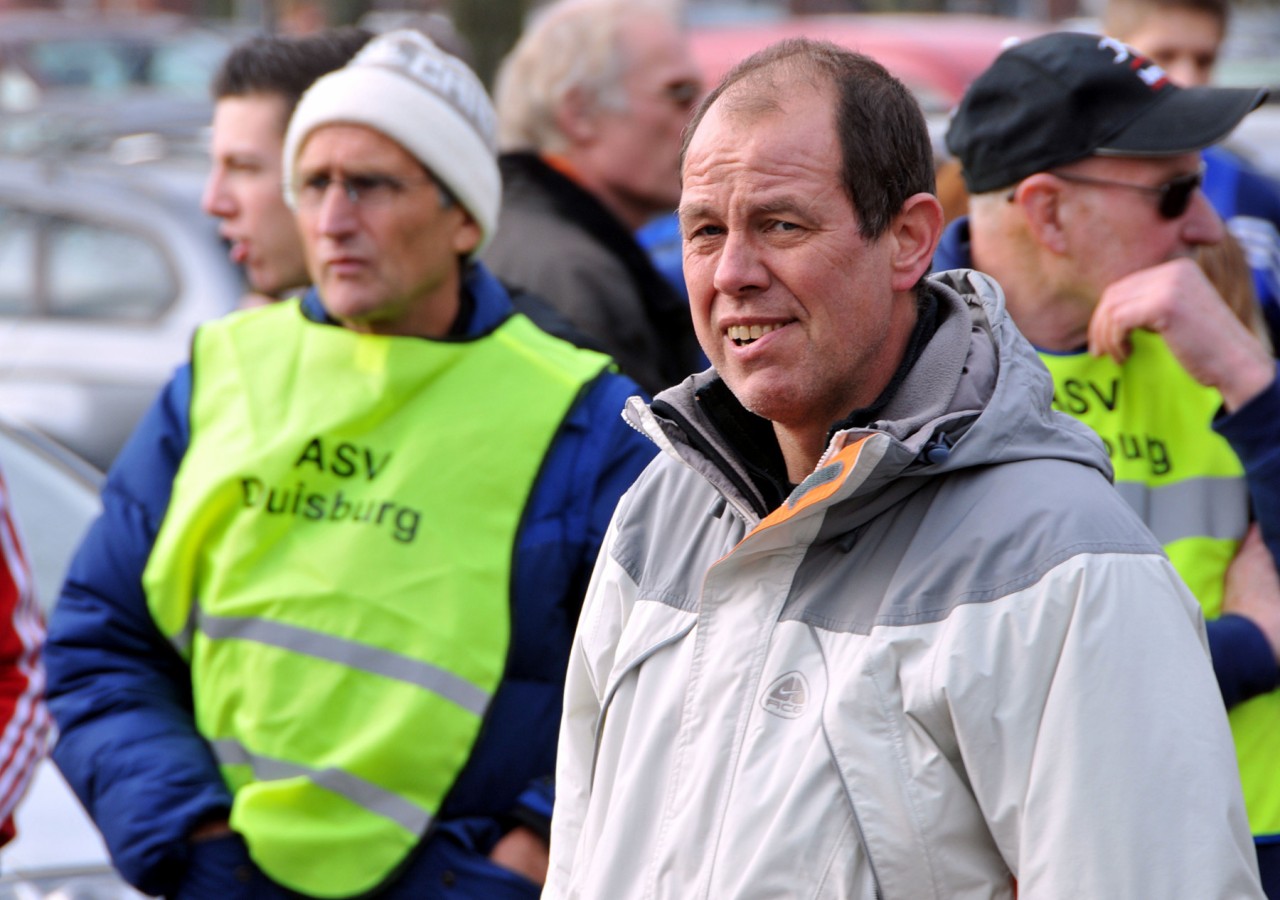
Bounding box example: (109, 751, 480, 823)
(727, 323, 783, 346)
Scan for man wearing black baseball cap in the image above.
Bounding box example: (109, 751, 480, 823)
(937, 30, 1280, 896)
(945, 31, 1264, 193)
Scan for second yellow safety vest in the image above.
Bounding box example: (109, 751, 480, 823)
(1041, 330, 1279, 835)
(144, 300, 610, 897)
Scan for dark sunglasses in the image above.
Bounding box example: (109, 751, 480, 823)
(1050, 166, 1206, 220)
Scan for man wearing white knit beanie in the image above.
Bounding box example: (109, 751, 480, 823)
(284, 29, 501, 261)
(280, 27, 501, 334)
(45, 26, 654, 900)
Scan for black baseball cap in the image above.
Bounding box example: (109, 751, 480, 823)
(945, 31, 1268, 194)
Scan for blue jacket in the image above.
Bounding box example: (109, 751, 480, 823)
(1202, 145, 1280, 348)
(45, 263, 655, 899)
(935, 220, 1280, 712)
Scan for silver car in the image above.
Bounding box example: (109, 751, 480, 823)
(0, 147, 243, 472)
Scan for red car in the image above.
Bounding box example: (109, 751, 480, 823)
(689, 12, 1051, 114)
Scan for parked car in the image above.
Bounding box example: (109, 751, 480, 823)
(689, 12, 1051, 114)
(0, 148, 243, 471)
(0, 418, 141, 898)
(0, 10, 231, 113)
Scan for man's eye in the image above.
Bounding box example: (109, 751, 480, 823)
(224, 159, 262, 175)
(769, 220, 800, 232)
(348, 175, 400, 200)
(688, 224, 723, 239)
(302, 175, 332, 195)
(665, 80, 700, 107)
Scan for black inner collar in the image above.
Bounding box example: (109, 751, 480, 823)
(696, 290, 940, 506)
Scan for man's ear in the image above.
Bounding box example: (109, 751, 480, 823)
(554, 85, 600, 144)
(1009, 174, 1069, 255)
(888, 192, 944, 292)
(451, 207, 483, 257)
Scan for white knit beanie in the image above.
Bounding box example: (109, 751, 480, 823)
(283, 29, 500, 257)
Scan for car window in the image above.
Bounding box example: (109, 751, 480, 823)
(16, 31, 228, 99)
(150, 32, 229, 94)
(26, 39, 137, 92)
(0, 207, 37, 315)
(46, 214, 176, 319)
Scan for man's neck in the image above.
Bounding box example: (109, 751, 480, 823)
(1007, 299, 1092, 353)
(773, 425, 833, 485)
(971, 234, 1091, 352)
(773, 290, 934, 484)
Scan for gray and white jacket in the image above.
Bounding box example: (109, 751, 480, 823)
(545, 270, 1262, 900)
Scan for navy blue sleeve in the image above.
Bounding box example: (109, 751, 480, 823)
(488, 368, 650, 844)
(1215, 366, 1280, 566)
(435, 368, 654, 846)
(1207, 615, 1280, 709)
(1211, 368, 1280, 707)
(507, 776, 555, 843)
(45, 366, 233, 898)
(576, 374, 657, 568)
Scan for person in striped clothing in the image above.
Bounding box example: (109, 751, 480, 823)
(0, 468, 50, 846)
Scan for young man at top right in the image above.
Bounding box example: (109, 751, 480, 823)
(1105, 0, 1280, 344)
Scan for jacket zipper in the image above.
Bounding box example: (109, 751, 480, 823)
(647, 398, 772, 519)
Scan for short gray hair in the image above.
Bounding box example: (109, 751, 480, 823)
(495, 0, 678, 152)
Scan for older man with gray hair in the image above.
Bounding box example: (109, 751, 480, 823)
(47, 28, 652, 900)
(484, 0, 705, 396)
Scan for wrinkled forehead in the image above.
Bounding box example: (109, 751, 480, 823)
(295, 122, 416, 171)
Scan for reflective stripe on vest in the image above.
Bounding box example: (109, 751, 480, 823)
(143, 301, 610, 896)
(1112, 479, 1250, 548)
(1041, 331, 1280, 835)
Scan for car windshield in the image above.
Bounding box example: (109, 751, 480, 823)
(23, 30, 227, 97)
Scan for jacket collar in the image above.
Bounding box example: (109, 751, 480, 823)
(629, 270, 1111, 523)
(299, 262, 514, 340)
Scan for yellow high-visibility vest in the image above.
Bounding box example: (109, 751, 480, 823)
(1042, 330, 1279, 835)
(144, 300, 609, 896)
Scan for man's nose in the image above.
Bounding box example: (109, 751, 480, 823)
(1181, 189, 1226, 247)
(314, 181, 360, 236)
(201, 167, 235, 218)
(712, 231, 769, 297)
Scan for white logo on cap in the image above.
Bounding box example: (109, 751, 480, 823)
(1097, 36, 1170, 90)
(356, 31, 497, 152)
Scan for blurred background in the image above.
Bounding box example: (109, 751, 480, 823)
(0, 0, 1274, 472)
(1, 0, 1277, 104)
(0, 0, 1274, 895)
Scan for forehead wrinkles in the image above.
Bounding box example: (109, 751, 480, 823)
(680, 158, 840, 242)
(684, 110, 835, 200)
(297, 126, 418, 176)
(683, 152, 829, 200)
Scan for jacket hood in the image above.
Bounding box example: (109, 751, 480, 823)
(627, 269, 1110, 521)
